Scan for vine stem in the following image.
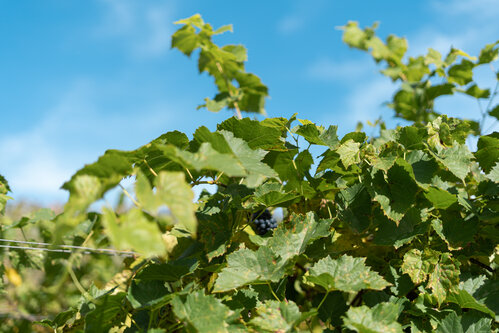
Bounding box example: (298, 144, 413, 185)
(184, 167, 195, 182)
(119, 183, 141, 208)
(216, 62, 242, 119)
(143, 159, 158, 177)
(317, 291, 329, 310)
(267, 282, 281, 302)
(66, 230, 98, 304)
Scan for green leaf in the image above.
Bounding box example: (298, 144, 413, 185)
(217, 130, 278, 187)
(432, 213, 478, 248)
(447, 59, 475, 85)
(217, 117, 285, 150)
(252, 183, 299, 206)
(213, 247, 286, 292)
(426, 83, 455, 100)
(171, 24, 199, 56)
(427, 253, 460, 306)
(475, 132, 499, 173)
(478, 40, 499, 64)
(294, 123, 340, 149)
(370, 153, 398, 172)
(437, 142, 474, 180)
(488, 104, 499, 120)
(127, 280, 173, 309)
(425, 48, 444, 68)
(172, 290, 232, 333)
(446, 289, 495, 318)
(101, 208, 166, 257)
(337, 183, 372, 232)
(304, 255, 390, 293)
(369, 159, 419, 224)
(136, 171, 197, 235)
(436, 311, 492, 333)
(84, 292, 126, 333)
(249, 300, 301, 332)
(337, 139, 361, 168)
(486, 162, 499, 182)
(373, 208, 429, 248)
(343, 302, 403, 333)
(62, 150, 135, 210)
(464, 84, 490, 99)
(136, 258, 198, 281)
(268, 213, 332, 263)
(341, 21, 372, 50)
(424, 187, 457, 209)
(175, 142, 246, 177)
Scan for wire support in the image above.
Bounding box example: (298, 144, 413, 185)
(0, 238, 137, 257)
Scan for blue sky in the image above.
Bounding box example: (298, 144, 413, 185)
(1, 0, 499, 204)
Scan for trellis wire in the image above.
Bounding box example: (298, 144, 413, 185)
(0, 238, 137, 257)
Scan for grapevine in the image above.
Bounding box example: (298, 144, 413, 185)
(0, 14, 498, 333)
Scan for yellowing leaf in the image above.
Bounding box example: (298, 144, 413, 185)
(5, 267, 22, 286)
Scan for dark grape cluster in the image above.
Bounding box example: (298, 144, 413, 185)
(251, 209, 278, 235)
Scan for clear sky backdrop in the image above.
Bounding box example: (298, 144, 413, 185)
(1, 0, 499, 204)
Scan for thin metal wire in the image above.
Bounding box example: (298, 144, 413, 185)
(0, 238, 137, 257)
(0, 244, 95, 255)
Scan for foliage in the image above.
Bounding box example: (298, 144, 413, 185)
(1, 15, 498, 332)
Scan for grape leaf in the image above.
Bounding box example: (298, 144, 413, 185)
(343, 302, 403, 333)
(249, 300, 301, 332)
(475, 132, 499, 174)
(175, 142, 246, 177)
(84, 292, 126, 333)
(337, 139, 361, 168)
(436, 311, 492, 333)
(427, 253, 460, 306)
(267, 212, 332, 263)
(136, 258, 198, 281)
(101, 208, 166, 257)
(373, 208, 429, 248)
(486, 162, 499, 182)
(436, 142, 474, 180)
(136, 171, 197, 234)
(127, 280, 173, 309)
(424, 187, 457, 209)
(172, 290, 233, 333)
(294, 123, 340, 149)
(401, 249, 435, 285)
(368, 159, 419, 224)
(252, 182, 299, 206)
(220, 130, 278, 187)
(446, 289, 495, 318)
(304, 255, 390, 293)
(218, 117, 286, 151)
(213, 247, 286, 292)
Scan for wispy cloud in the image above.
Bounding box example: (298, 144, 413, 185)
(277, 0, 327, 34)
(95, 0, 176, 58)
(0, 79, 178, 204)
(432, 0, 499, 19)
(306, 57, 376, 82)
(320, 77, 396, 135)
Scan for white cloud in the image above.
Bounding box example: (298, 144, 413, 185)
(277, 0, 326, 34)
(277, 16, 305, 35)
(0, 79, 178, 204)
(306, 57, 376, 82)
(95, 0, 176, 58)
(432, 0, 499, 19)
(320, 77, 397, 135)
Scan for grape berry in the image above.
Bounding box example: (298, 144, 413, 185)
(251, 209, 278, 235)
